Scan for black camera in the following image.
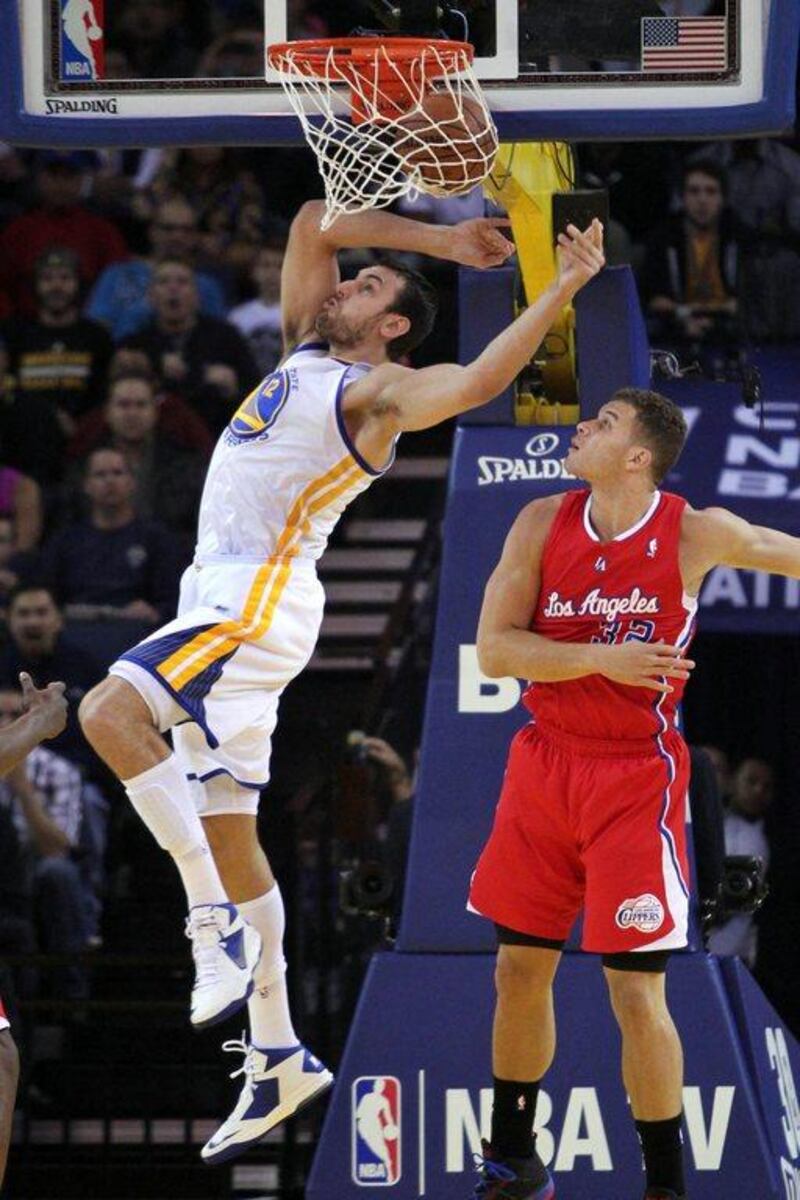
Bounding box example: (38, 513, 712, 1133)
(700, 855, 768, 941)
(339, 860, 396, 921)
(719, 855, 769, 916)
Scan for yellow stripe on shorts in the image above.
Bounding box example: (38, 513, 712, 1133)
(157, 455, 367, 691)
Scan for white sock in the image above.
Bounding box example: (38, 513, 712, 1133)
(124, 756, 227, 909)
(238, 887, 298, 1048)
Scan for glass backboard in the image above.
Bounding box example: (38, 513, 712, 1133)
(1, 0, 796, 146)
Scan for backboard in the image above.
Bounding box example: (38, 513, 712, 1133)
(1, 1, 796, 147)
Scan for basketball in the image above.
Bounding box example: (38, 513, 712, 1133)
(393, 90, 498, 195)
(87, 26, 103, 40)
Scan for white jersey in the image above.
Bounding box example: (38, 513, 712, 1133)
(195, 342, 389, 563)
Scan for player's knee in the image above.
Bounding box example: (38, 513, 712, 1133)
(79, 678, 151, 745)
(604, 970, 667, 1032)
(495, 946, 554, 999)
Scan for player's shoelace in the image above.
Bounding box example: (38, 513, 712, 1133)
(472, 1150, 517, 1197)
(185, 914, 224, 988)
(221, 1034, 257, 1083)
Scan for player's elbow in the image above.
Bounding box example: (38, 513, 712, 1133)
(291, 200, 327, 240)
(476, 632, 505, 678)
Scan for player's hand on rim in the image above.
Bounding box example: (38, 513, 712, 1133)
(595, 639, 695, 694)
(556, 219, 605, 294)
(447, 217, 515, 270)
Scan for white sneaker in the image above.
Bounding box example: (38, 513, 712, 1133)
(201, 1038, 334, 1165)
(185, 903, 262, 1030)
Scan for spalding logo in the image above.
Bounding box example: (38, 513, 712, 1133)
(615, 893, 664, 933)
(227, 369, 289, 442)
(525, 433, 561, 457)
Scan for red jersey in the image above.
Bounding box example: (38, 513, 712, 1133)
(0, 995, 8, 1031)
(524, 488, 696, 743)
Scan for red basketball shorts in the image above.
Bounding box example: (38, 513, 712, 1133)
(468, 722, 690, 954)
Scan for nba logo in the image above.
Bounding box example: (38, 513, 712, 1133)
(352, 1076, 401, 1186)
(60, 0, 105, 81)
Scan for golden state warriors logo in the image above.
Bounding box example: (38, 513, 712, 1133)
(227, 370, 290, 444)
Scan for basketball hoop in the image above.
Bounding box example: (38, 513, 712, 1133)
(267, 37, 498, 228)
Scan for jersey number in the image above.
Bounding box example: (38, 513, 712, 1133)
(591, 619, 656, 646)
(228, 369, 290, 442)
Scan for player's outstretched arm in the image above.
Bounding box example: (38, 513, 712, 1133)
(682, 505, 800, 592)
(281, 200, 514, 352)
(478, 498, 694, 693)
(351, 221, 605, 435)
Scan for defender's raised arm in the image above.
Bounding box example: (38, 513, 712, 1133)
(681, 505, 800, 595)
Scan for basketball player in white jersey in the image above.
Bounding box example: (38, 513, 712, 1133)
(79, 202, 605, 1163)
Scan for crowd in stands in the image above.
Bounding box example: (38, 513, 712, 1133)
(0, 58, 797, 1076)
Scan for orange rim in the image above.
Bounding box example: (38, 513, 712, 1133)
(266, 37, 475, 79)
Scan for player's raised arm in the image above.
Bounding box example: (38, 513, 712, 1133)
(682, 505, 800, 592)
(349, 221, 604, 435)
(280, 200, 514, 352)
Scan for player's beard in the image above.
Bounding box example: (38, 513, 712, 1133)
(314, 308, 373, 351)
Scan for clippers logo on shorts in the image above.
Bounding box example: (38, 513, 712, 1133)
(615, 893, 665, 933)
(226, 369, 290, 444)
(352, 1076, 401, 1186)
(60, 0, 105, 80)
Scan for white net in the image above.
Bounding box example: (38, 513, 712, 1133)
(268, 40, 498, 229)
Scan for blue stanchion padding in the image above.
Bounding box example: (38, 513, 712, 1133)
(308, 952, 780, 1199)
(720, 957, 800, 1194)
(574, 266, 651, 418)
(458, 266, 516, 425)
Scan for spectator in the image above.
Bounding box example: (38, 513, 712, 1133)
(40, 448, 182, 626)
(361, 736, 416, 918)
(699, 743, 732, 804)
(143, 147, 269, 291)
(68, 349, 215, 461)
(228, 236, 286, 375)
(0, 515, 37, 617)
(690, 139, 800, 340)
(0, 692, 90, 1001)
(0, 463, 43, 552)
(0, 151, 128, 318)
(71, 370, 206, 537)
(640, 159, 740, 351)
(708, 757, 773, 968)
(86, 196, 228, 340)
(2, 247, 113, 446)
(120, 257, 259, 434)
(0, 584, 101, 776)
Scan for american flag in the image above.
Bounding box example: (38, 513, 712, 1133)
(641, 16, 728, 72)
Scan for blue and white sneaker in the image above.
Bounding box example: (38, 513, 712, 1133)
(185, 903, 261, 1031)
(201, 1038, 334, 1165)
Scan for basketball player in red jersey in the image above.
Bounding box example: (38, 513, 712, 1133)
(0, 670, 67, 1188)
(469, 386, 800, 1200)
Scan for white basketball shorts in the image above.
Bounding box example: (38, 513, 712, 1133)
(110, 554, 324, 816)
